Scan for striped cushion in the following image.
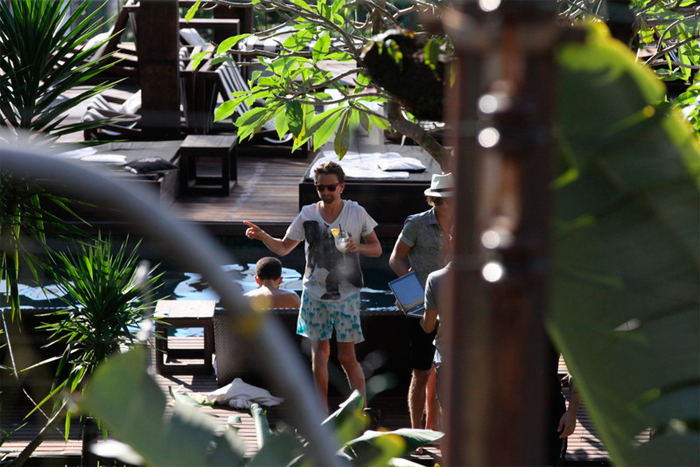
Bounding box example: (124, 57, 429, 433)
(238, 34, 312, 54)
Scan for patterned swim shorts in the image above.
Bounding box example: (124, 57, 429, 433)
(297, 291, 364, 343)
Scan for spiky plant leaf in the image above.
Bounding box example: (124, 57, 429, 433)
(0, 0, 120, 144)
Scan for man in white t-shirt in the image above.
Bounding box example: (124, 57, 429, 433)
(244, 161, 382, 413)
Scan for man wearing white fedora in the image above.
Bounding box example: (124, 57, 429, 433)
(389, 172, 454, 432)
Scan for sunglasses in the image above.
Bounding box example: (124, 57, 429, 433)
(315, 183, 340, 192)
(433, 197, 453, 206)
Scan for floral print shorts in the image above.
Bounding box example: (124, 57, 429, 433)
(297, 291, 364, 343)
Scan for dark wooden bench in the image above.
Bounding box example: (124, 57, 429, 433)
(154, 300, 216, 375)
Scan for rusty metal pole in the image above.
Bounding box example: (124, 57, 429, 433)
(138, 0, 181, 140)
(443, 1, 559, 465)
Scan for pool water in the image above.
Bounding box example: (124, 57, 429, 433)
(161, 261, 397, 310)
(2, 237, 400, 313)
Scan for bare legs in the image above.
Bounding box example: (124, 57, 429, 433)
(337, 341, 366, 406)
(409, 368, 430, 429)
(409, 365, 440, 429)
(425, 366, 440, 430)
(310, 339, 366, 414)
(311, 340, 331, 415)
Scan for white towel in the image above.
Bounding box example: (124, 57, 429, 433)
(376, 156, 426, 172)
(56, 147, 97, 159)
(204, 378, 284, 409)
(80, 154, 127, 164)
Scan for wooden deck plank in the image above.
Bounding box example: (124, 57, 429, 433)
(171, 155, 312, 224)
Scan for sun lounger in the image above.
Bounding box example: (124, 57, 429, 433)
(180, 48, 307, 155)
(69, 0, 140, 79)
(82, 90, 142, 141)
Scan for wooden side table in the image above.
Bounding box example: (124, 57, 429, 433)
(154, 300, 216, 375)
(179, 134, 238, 196)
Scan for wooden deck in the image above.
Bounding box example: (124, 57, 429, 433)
(170, 153, 315, 237)
(55, 84, 422, 239)
(1, 337, 609, 465)
(0, 337, 443, 465)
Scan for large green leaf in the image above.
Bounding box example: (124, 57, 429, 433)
(321, 389, 365, 445)
(80, 348, 246, 467)
(247, 428, 305, 467)
(344, 428, 443, 465)
(550, 23, 700, 466)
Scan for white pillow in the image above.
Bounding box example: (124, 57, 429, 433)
(84, 32, 109, 59)
(120, 90, 142, 115)
(180, 28, 207, 47)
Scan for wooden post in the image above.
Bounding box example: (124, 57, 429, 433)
(137, 0, 181, 140)
(443, 2, 559, 465)
(214, 2, 254, 38)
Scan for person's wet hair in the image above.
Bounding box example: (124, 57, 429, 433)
(256, 257, 282, 280)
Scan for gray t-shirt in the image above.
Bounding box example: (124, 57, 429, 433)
(425, 262, 451, 363)
(286, 200, 378, 301)
(398, 208, 447, 286)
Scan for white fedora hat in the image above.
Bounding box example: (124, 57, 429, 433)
(424, 173, 454, 197)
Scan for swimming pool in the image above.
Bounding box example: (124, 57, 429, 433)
(3, 236, 400, 313)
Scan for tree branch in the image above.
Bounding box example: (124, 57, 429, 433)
(387, 101, 451, 172)
(644, 34, 700, 65)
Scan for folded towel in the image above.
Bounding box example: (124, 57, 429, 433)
(205, 378, 284, 409)
(377, 156, 426, 172)
(80, 154, 127, 164)
(56, 147, 98, 159)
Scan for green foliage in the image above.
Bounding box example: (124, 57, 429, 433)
(557, 0, 699, 84)
(633, 0, 700, 82)
(81, 348, 246, 467)
(0, 233, 161, 461)
(0, 176, 88, 319)
(551, 22, 700, 466)
(0, 0, 119, 144)
(674, 79, 700, 136)
(0, 0, 121, 320)
(184, 0, 202, 22)
(80, 348, 442, 466)
(27, 233, 163, 426)
(557, 0, 700, 137)
(192, 0, 447, 159)
(40, 234, 161, 384)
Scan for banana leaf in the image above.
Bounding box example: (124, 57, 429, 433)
(550, 23, 700, 466)
(344, 428, 443, 465)
(321, 389, 366, 445)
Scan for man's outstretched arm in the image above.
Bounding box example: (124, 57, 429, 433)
(244, 220, 300, 256)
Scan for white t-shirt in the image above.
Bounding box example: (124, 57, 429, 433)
(286, 200, 378, 301)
